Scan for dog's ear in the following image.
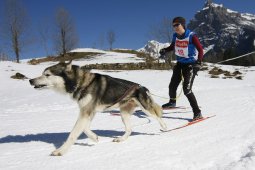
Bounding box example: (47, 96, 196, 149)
(66, 60, 72, 72)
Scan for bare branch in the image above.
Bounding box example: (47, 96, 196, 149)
(54, 7, 79, 56)
(107, 30, 116, 50)
(147, 17, 173, 43)
(2, 0, 29, 63)
(38, 17, 53, 56)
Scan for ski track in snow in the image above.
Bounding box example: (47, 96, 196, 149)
(0, 59, 255, 170)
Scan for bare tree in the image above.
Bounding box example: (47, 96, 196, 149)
(0, 52, 9, 61)
(54, 7, 79, 56)
(148, 17, 173, 43)
(107, 30, 116, 50)
(38, 17, 53, 56)
(2, 0, 29, 63)
(97, 32, 105, 50)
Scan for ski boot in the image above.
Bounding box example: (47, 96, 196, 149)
(162, 102, 176, 109)
(192, 112, 203, 121)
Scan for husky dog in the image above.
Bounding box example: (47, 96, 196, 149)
(29, 61, 167, 156)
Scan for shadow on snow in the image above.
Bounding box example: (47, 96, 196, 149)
(0, 129, 156, 148)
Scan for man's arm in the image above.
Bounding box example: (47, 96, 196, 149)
(164, 41, 175, 52)
(192, 35, 203, 62)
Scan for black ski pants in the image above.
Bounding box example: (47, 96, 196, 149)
(169, 62, 201, 115)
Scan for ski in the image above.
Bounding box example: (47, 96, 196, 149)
(108, 107, 191, 116)
(163, 106, 202, 110)
(162, 106, 189, 110)
(160, 115, 216, 132)
(109, 109, 144, 116)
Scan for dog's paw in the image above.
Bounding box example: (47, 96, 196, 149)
(51, 149, 64, 156)
(112, 138, 124, 142)
(92, 135, 99, 143)
(161, 123, 168, 131)
(161, 126, 168, 131)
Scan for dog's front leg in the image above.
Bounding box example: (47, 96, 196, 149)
(51, 115, 88, 156)
(83, 112, 98, 143)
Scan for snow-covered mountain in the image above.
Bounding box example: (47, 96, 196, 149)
(137, 40, 170, 58)
(188, 0, 255, 57)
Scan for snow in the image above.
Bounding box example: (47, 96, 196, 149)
(241, 13, 255, 21)
(1, 55, 255, 170)
(211, 3, 223, 8)
(203, 2, 223, 10)
(202, 6, 209, 10)
(69, 48, 145, 65)
(69, 48, 106, 53)
(224, 24, 239, 30)
(227, 9, 238, 14)
(22, 49, 145, 66)
(239, 20, 255, 27)
(198, 22, 205, 27)
(203, 44, 215, 54)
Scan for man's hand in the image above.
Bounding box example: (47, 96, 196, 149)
(159, 48, 167, 59)
(193, 60, 202, 76)
(159, 48, 166, 55)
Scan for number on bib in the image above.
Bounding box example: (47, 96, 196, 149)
(178, 49, 184, 56)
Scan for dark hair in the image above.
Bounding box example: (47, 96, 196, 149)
(172, 17, 186, 29)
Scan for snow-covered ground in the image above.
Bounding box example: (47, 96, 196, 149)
(1, 56, 255, 170)
(70, 48, 145, 65)
(22, 48, 145, 66)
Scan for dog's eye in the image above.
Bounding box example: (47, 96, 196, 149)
(45, 74, 50, 77)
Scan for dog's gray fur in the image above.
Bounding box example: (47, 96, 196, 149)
(29, 61, 167, 156)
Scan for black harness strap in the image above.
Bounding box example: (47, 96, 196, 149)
(107, 84, 140, 108)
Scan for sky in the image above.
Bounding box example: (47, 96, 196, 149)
(0, 0, 255, 59)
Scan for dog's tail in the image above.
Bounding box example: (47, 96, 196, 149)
(135, 86, 163, 118)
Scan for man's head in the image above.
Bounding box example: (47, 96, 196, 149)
(172, 17, 186, 35)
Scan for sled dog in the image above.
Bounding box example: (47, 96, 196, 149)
(29, 61, 167, 156)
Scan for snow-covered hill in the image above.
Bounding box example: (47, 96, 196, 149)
(70, 48, 145, 65)
(1, 57, 255, 169)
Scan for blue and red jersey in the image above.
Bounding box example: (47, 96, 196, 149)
(165, 29, 204, 64)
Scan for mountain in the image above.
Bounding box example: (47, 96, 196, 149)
(137, 40, 170, 58)
(188, 0, 255, 65)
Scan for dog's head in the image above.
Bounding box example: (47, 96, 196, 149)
(29, 60, 78, 93)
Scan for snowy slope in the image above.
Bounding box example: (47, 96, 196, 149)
(70, 48, 145, 65)
(22, 48, 145, 66)
(1, 59, 255, 170)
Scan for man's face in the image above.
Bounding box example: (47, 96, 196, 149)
(173, 22, 185, 35)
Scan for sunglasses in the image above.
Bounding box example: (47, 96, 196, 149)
(173, 23, 181, 28)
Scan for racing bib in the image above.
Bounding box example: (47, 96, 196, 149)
(175, 36, 190, 58)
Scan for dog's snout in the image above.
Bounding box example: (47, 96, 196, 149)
(29, 79, 35, 85)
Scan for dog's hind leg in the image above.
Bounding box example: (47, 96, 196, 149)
(51, 114, 90, 156)
(113, 101, 136, 142)
(135, 88, 167, 131)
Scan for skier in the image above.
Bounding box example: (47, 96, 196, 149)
(160, 17, 203, 121)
